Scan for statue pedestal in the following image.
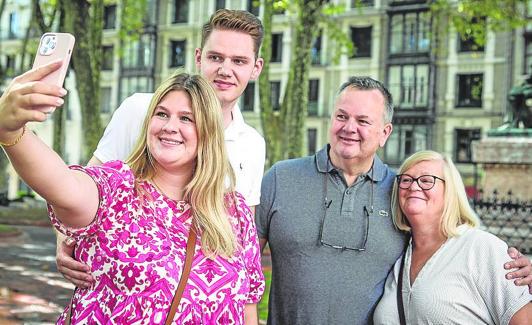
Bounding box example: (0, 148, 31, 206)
(472, 136, 532, 200)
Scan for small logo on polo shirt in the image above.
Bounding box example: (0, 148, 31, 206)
(378, 210, 388, 217)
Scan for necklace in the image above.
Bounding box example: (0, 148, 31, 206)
(151, 179, 183, 201)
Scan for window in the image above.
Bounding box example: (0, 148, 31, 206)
(351, 0, 374, 8)
(103, 5, 117, 30)
(458, 34, 485, 52)
(308, 79, 319, 116)
(350, 26, 372, 58)
(455, 129, 481, 163)
(270, 81, 281, 111)
(384, 125, 428, 165)
(5, 55, 15, 77)
(122, 34, 156, 69)
(247, 0, 260, 16)
(457, 17, 485, 52)
(145, 0, 157, 26)
(215, 0, 226, 10)
(388, 64, 429, 109)
(525, 36, 532, 75)
(389, 11, 430, 54)
(308, 128, 317, 155)
(173, 0, 188, 23)
(8, 12, 18, 39)
(169, 40, 186, 67)
(271, 33, 283, 63)
(242, 82, 255, 112)
(120, 76, 154, 103)
(456, 74, 483, 107)
(311, 33, 322, 65)
(102, 46, 114, 70)
(100, 87, 112, 114)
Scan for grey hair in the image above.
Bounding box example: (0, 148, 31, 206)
(337, 76, 394, 123)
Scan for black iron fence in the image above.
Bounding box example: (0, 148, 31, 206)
(472, 190, 532, 254)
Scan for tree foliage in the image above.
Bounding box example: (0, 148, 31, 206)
(431, 0, 527, 47)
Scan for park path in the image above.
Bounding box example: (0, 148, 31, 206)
(0, 225, 73, 324)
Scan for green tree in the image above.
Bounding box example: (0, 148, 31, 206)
(60, 0, 146, 161)
(61, 0, 104, 162)
(259, 0, 329, 166)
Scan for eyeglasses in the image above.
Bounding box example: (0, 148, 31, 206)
(318, 159, 373, 252)
(396, 174, 445, 190)
(319, 203, 371, 251)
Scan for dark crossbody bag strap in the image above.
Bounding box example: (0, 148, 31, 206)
(165, 228, 197, 325)
(397, 249, 408, 325)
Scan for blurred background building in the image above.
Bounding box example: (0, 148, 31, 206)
(1, 0, 531, 198)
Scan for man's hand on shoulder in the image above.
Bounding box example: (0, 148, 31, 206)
(505, 247, 532, 293)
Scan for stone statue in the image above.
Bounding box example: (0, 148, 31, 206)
(507, 73, 532, 129)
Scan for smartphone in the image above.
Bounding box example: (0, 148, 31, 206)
(32, 33, 75, 112)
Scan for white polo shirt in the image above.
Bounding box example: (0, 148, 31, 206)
(93, 93, 265, 206)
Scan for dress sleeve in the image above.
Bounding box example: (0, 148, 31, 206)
(93, 93, 151, 162)
(48, 161, 134, 239)
(471, 231, 532, 325)
(234, 192, 265, 304)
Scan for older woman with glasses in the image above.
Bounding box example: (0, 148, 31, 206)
(374, 150, 531, 325)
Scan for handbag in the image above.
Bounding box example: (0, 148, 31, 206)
(64, 228, 197, 325)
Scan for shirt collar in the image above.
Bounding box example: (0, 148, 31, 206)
(315, 144, 387, 182)
(224, 104, 243, 140)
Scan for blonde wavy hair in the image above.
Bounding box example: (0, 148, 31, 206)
(127, 72, 237, 257)
(392, 150, 479, 238)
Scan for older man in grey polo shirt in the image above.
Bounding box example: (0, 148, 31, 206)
(255, 76, 532, 325)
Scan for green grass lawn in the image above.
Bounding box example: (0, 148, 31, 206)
(0, 224, 20, 235)
(258, 267, 272, 321)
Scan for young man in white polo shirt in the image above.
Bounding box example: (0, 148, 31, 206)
(56, 9, 266, 289)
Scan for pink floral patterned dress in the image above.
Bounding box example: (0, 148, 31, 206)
(49, 161, 265, 324)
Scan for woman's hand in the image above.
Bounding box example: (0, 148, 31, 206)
(0, 61, 66, 141)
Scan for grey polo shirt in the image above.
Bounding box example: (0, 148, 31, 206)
(256, 145, 407, 325)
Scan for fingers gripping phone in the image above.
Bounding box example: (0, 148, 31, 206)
(32, 33, 75, 113)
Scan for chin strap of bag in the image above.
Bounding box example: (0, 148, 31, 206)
(165, 228, 197, 325)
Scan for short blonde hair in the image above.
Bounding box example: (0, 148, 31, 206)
(392, 150, 478, 238)
(127, 72, 237, 257)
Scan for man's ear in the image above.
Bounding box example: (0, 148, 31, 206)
(379, 123, 393, 147)
(250, 57, 264, 80)
(194, 48, 202, 70)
